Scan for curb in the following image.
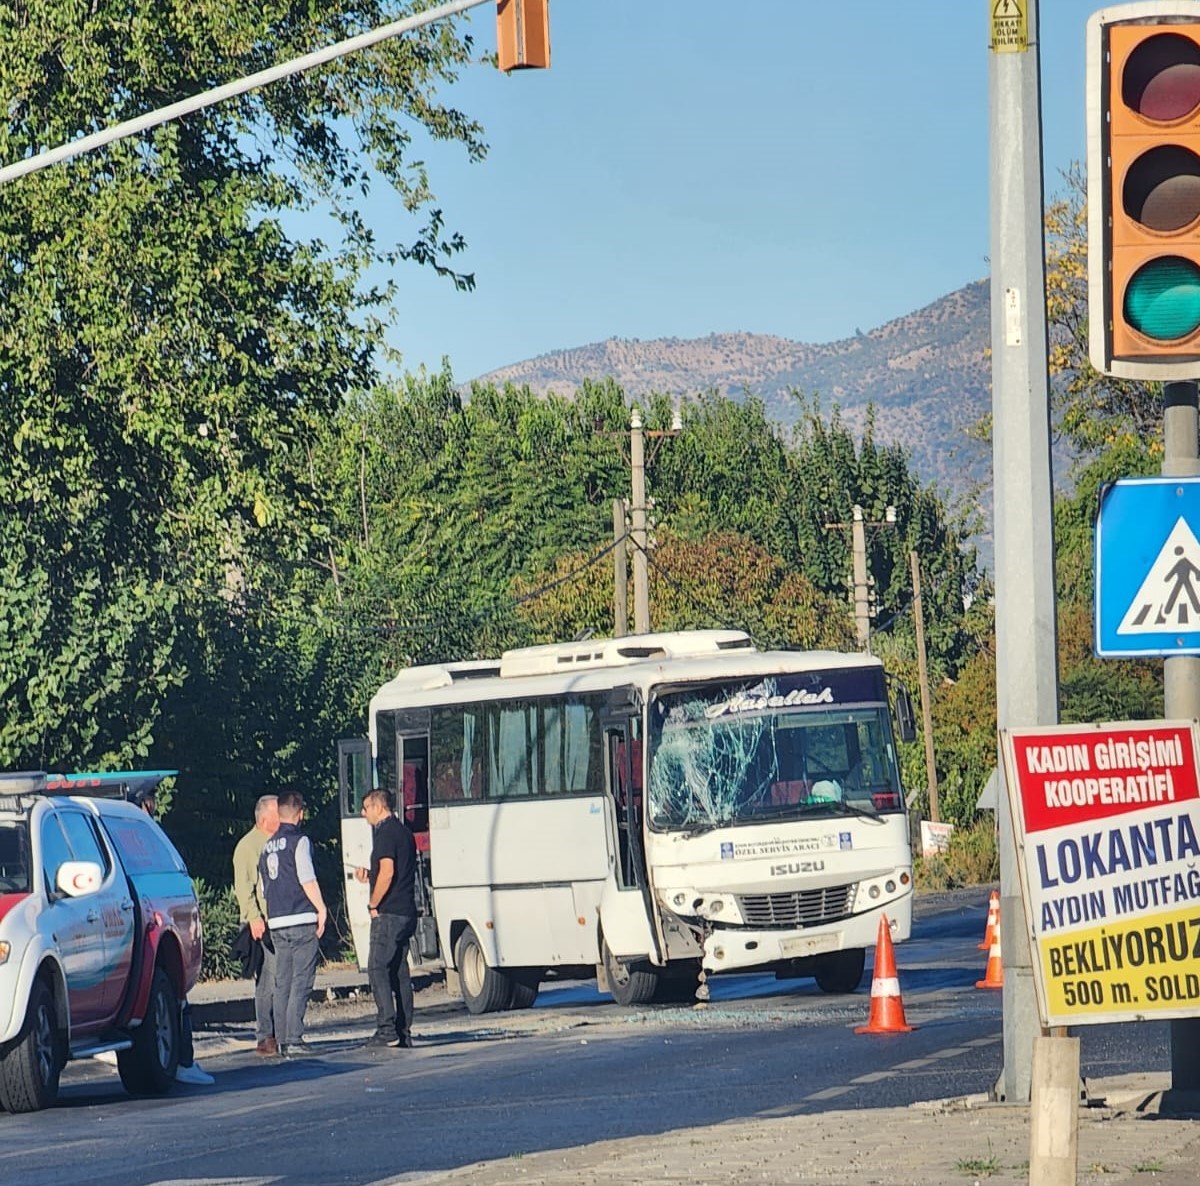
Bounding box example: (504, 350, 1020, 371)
(190, 975, 372, 1027)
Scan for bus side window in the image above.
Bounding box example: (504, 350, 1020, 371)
(433, 761, 463, 801)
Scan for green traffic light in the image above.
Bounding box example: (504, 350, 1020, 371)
(1124, 257, 1200, 341)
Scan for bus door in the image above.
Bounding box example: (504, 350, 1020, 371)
(599, 709, 663, 962)
(337, 737, 373, 970)
(397, 731, 439, 960)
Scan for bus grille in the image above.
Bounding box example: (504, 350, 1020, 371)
(736, 885, 856, 928)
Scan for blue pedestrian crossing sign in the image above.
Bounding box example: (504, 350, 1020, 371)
(1096, 477, 1200, 656)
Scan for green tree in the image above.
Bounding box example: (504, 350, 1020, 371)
(0, 1, 485, 770)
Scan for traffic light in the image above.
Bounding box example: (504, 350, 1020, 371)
(1088, 4, 1200, 379)
(496, 0, 549, 72)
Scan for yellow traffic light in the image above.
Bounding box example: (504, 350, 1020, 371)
(1088, 5, 1200, 378)
(496, 0, 549, 72)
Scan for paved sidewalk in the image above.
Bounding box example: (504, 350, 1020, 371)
(190, 967, 1200, 1186)
(396, 1083, 1200, 1186)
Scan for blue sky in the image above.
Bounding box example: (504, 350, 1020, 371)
(376, 0, 1098, 382)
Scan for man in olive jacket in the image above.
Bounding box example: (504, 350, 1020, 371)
(233, 794, 279, 1055)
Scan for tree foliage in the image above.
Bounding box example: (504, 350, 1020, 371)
(0, 1, 484, 771)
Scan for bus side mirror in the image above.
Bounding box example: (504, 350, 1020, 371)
(893, 685, 917, 744)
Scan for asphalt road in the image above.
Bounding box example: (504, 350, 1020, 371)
(0, 887, 1173, 1186)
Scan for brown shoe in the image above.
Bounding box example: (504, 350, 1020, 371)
(256, 1037, 278, 1056)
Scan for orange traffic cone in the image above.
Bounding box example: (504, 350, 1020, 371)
(978, 890, 1000, 950)
(977, 920, 1004, 989)
(855, 914, 915, 1034)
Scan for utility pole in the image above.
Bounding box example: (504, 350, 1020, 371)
(623, 407, 682, 636)
(827, 505, 896, 652)
(852, 507, 870, 650)
(613, 498, 628, 638)
(988, 0, 1058, 1104)
(630, 409, 650, 635)
(910, 551, 940, 824)
(1163, 380, 1200, 1091)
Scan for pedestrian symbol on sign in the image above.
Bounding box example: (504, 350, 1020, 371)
(1118, 517, 1200, 633)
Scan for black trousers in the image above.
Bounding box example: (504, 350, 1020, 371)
(367, 913, 416, 1039)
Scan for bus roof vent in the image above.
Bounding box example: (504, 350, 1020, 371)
(499, 630, 754, 678)
(379, 660, 501, 694)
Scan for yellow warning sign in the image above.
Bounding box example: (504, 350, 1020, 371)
(991, 0, 1028, 53)
(1038, 905, 1200, 1025)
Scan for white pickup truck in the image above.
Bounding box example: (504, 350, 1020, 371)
(0, 771, 202, 1112)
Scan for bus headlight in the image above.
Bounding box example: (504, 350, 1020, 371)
(0, 940, 9, 965)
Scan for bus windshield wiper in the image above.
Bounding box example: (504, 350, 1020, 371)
(823, 799, 885, 824)
(678, 820, 721, 839)
(794, 799, 884, 824)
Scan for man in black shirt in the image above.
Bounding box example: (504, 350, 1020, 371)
(355, 788, 418, 1048)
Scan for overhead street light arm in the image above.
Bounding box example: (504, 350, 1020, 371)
(0, 0, 492, 186)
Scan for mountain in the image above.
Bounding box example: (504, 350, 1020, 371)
(474, 280, 993, 519)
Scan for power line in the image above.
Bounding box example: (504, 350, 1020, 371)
(511, 533, 629, 608)
(632, 536, 735, 629)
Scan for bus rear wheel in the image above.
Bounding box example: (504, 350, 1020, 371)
(601, 936, 658, 1007)
(455, 927, 513, 1015)
(814, 948, 866, 994)
(506, 970, 540, 1011)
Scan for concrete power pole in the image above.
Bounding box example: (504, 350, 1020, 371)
(630, 409, 650, 635)
(988, 0, 1059, 1104)
(1163, 381, 1200, 1091)
(851, 507, 870, 650)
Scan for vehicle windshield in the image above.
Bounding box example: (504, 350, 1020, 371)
(0, 820, 31, 893)
(647, 672, 904, 832)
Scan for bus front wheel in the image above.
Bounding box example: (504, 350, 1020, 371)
(455, 927, 513, 1015)
(814, 948, 866, 994)
(601, 936, 658, 1007)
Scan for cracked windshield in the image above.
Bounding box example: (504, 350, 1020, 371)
(647, 673, 903, 831)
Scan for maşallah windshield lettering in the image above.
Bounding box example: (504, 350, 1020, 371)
(704, 686, 834, 718)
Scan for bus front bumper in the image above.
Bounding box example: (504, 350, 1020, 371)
(699, 905, 911, 975)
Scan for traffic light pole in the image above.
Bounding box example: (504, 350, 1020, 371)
(1163, 380, 1200, 1093)
(988, 0, 1059, 1104)
(0, 0, 493, 186)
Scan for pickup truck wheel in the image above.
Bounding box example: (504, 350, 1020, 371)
(0, 980, 61, 1113)
(455, 927, 513, 1015)
(118, 968, 179, 1095)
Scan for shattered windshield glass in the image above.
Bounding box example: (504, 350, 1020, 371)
(647, 672, 904, 832)
(0, 820, 31, 893)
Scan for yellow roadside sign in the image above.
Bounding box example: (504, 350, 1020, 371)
(991, 0, 1028, 53)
